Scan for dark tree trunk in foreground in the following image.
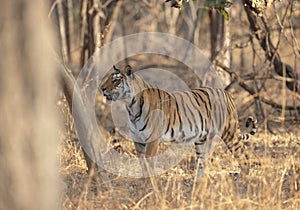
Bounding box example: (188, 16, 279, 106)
(0, 1, 59, 210)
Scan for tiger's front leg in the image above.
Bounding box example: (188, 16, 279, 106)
(134, 140, 160, 177)
(134, 142, 146, 176)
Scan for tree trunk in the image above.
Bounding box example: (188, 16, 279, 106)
(67, 0, 75, 60)
(80, 0, 97, 68)
(209, 10, 231, 87)
(0, 1, 59, 210)
(57, 0, 70, 63)
(243, 0, 299, 93)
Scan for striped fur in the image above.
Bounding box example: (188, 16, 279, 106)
(100, 65, 257, 176)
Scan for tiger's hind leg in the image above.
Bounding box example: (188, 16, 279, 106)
(223, 117, 259, 176)
(194, 139, 206, 177)
(223, 133, 252, 176)
(194, 134, 222, 178)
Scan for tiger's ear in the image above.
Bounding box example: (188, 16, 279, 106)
(113, 65, 120, 73)
(125, 65, 134, 79)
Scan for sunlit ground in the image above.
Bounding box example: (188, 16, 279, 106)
(58, 99, 300, 209)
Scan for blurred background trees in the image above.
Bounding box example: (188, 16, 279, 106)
(50, 0, 299, 170)
(52, 0, 299, 120)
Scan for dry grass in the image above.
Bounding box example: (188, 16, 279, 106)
(58, 98, 300, 210)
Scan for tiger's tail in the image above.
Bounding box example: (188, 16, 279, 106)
(239, 116, 257, 140)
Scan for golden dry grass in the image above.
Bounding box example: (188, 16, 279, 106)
(58, 99, 300, 210)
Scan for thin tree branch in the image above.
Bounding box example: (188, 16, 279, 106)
(215, 61, 300, 111)
(242, 0, 299, 94)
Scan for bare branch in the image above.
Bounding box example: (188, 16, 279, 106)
(242, 0, 299, 94)
(216, 61, 300, 111)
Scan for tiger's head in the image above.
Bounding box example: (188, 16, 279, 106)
(100, 65, 134, 103)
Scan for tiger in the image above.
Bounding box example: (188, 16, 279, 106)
(99, 65, 258, 177)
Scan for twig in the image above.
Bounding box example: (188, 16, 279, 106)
(48, 0, 58, 18)
(215, 61, 300, 111)
(102, 0, 116, 8)
(132, 191, 154, 210)
(140, 0, 152, 8)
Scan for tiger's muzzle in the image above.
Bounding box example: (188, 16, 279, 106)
(101, 88, 119, 102)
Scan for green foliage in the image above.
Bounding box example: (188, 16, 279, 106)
(167, 0, 233, 19)
(205, 0, 232, 20)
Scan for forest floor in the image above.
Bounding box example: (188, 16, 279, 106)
(58, 98, 300, 210)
